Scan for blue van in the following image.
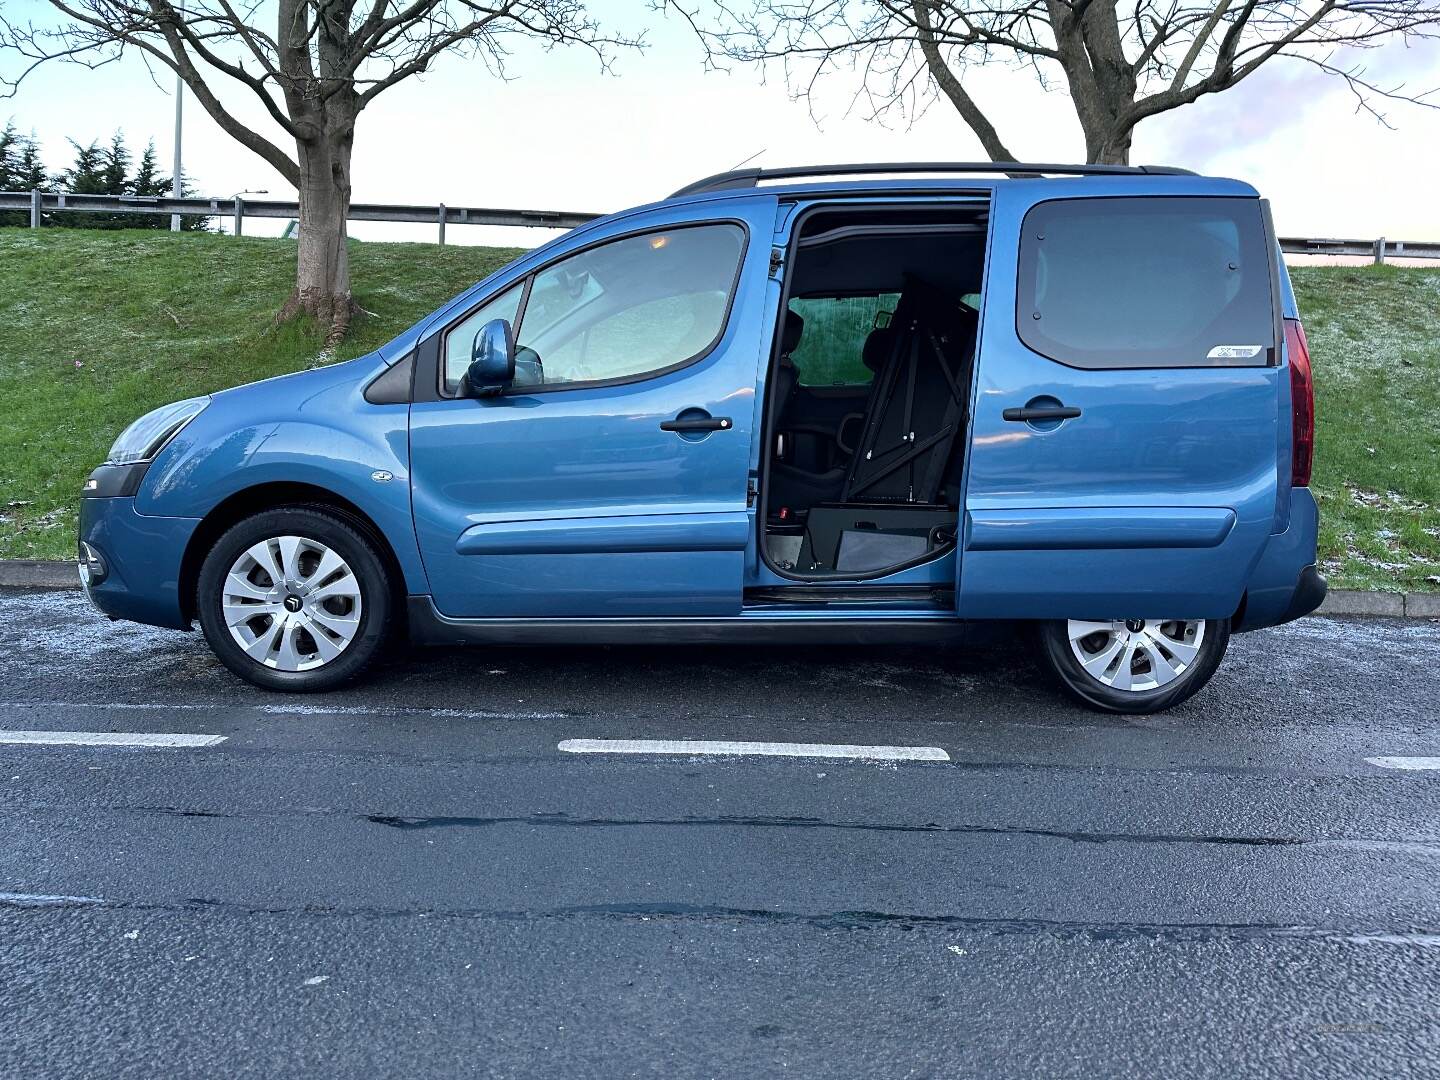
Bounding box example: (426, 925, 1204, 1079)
(79, 162, 1323, 713)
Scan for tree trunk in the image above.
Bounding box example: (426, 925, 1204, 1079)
(1044, 0, 1138, 165)
(279, 132, 356, 344)
(1086, 129, 1133, 165)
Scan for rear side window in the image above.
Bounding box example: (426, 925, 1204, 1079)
(1017, 197, 1274, 369)
(787, 294, 898, 386)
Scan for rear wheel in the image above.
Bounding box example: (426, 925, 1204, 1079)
(1037, 617, 1230, 714)
(197, 508, 391, 692)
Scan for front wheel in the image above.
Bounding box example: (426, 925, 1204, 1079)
(197, 507, 391, 692)
(1037, 617, 1230, 714)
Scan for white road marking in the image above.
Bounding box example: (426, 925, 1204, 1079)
(557, 738, 950, 762)
(0, 702, 218, 711)
(0, 730, 226, 748)
(254, 704, 566, 720)
(0, 702, 564, 721)
(0, 891, 105, 906)
(1366, 756, 1440, 771)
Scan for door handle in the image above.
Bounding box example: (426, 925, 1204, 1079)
(661, 416, 732, 433)
(1002, 405, 1081, 422)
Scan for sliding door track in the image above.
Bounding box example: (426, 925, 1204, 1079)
(745, 585, 953, 610)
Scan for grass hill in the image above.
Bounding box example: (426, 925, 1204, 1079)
(1, 228, 1437, 593)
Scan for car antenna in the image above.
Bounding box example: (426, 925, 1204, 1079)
(729, 148, 766, 170)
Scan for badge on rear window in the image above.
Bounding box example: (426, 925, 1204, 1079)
(1207, 344, 1264, 360)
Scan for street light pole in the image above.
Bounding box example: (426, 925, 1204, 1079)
(170, 74, 183, 232)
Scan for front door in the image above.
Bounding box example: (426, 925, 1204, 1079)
(410, 202, 774, 618)
(960, 185, 1283, 620)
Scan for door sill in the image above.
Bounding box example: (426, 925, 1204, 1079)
(744, 585, 952, 611)
(408, 596, 963, 646)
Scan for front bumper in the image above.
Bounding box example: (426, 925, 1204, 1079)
(79, 490, 200, 630)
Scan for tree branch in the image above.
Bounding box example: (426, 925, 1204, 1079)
(911, 0, 1019, 159)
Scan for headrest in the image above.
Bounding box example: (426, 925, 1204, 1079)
(781, 310, 805, 355)
(862, 326, 895, 372)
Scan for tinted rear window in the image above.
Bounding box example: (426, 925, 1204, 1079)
(1016, 197, 1274, 369)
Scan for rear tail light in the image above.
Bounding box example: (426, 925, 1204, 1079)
(1285, 318, 1314, 487)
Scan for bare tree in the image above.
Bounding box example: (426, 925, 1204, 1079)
(2, 2, 639, 341)
(669, 1, 1440, 166)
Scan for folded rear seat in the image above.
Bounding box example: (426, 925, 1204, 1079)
(788, 278, 976, 573)
(842, 276, 977, 505)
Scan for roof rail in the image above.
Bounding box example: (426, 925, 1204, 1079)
(669, 161, 1196, 199)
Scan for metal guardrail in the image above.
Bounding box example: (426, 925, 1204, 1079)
(0, 190, 600, 244)
(1278, 236, 1440, 264)
(1, 190, 1435, 261)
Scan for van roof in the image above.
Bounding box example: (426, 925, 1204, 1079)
(668, 161, 1198, 199)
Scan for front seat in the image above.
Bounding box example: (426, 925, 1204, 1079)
(767, 310, 851, 512)
(767, 311, 804, 434)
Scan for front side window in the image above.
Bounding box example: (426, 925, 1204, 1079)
(443, 283, 524, 393)
(786, 294, 899, 386)
(441, 223, 747, 395)
(513, 223, 745, 387)
(1016, 197, 1274, 369)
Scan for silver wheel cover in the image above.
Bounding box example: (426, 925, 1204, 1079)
(1066, 619, 1206, 692)
(222, 535, 363, 672)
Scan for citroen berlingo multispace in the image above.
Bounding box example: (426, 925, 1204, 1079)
(80, 162, 1324, 713)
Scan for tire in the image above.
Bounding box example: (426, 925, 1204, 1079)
(1036, 617, 1230, 714)
(197, 507, 391, 692)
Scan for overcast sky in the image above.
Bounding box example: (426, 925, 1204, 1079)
(3, 0, 1437, 246)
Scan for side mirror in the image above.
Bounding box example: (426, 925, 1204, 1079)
(465, 318, 515, 397)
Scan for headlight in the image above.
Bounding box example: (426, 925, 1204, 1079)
(105, 396, 210, 465)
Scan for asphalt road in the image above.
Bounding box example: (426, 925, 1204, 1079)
(1, 588, 1438, 1079)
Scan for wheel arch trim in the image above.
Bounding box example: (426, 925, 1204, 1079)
(178, 482, 414, 624)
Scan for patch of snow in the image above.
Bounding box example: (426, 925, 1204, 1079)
(0, 591, 205, 679)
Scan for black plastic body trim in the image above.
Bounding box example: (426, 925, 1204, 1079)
(364, 352, 415, 404)
(1260, 199, 1285, 368)
(661, 416, 732, 433)
(745, 585, 952, 609)
(83, 462, 150, 499)
(1283, 564, 1328, 623)
(407, 596, 968, 647)
(672, 161, 1196, 198)
(413, 332, 444, 404)
(1003, 405, 1081, 422)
